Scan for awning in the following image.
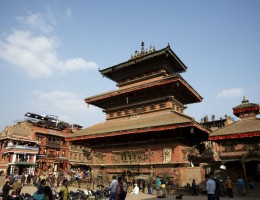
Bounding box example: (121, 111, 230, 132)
(14, 162, 38, 166)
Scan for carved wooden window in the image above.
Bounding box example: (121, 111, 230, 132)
(159, 103, 166, 109)
(224, 144, 235, 152)
(124, 110, 130, 115)
(138, 107, 145, 113)
(244, 143, 259, 151)
(150, 104, 155, 111)
(116, 111, 122, 117)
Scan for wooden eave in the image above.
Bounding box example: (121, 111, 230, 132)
(0, 137, 38, 143)
(35, 131, 66, 138)
(85, 75, 202, 109)
(233, 105, 260, 114)
(99, 45, 187, 83)
(66, 121, 209, 142)
(209, 131, 260, 141)
(209, 118, 260, 141)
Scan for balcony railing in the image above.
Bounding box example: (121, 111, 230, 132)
(5, 145, 39, 151)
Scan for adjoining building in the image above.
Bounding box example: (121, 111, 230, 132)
(66, 42, 211, 186)
(0, 112, 83, 176)
(201, 114, 234, 131)
(0, 122, 39, 175)
(209, 97, 260, 185)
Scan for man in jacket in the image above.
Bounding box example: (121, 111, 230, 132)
(108, 175, 118, 200)
(205, 174, 216, 200)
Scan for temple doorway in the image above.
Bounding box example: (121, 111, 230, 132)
(225, 161, 243, 179)
(245, 161, 260, 182)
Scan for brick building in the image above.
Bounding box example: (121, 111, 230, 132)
(67, 43, 211, 186)
(0, 122, 39, 175)
(0, 112, 83, 176)
(209, 97, 260, 184)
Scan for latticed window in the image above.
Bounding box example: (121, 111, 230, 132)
(244, 143, 259, 151)
(224, 144, 235, 152)
(116, 111, 122, 117)
(124, 110, 130, 115)
(159, 103, 166, 109)
(150, 104, 155, 111)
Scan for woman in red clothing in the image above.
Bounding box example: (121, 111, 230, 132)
(116, 176, 126, 200)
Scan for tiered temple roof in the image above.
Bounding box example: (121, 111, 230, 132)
(67, 43, 210, 142)
(209, 97, 260, 140)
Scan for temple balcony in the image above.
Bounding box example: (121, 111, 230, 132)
(5, 145, 39, 152)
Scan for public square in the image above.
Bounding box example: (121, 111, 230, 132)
(1, 179, 260, 200)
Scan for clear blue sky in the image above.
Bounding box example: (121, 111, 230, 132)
(1, 0, 260, 131)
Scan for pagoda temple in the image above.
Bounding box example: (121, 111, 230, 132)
(209, 97, 260, 184)
(66, 42, 211, 186)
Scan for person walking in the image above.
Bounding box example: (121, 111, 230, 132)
(122, 177, 127, 195)
(33, 184, 44, 200)
(27, 173, 32, 185)
(191, 179, 197, 196)
(213, 177, 220, 200)
(57, 175, 61, 187)
(51, 175, 56, 188)
(205, 174, 216, 200)
(160, 180, 166, 198)
(43, 186, 53, 200)
(66, 173, 71, 186)
(21, 173, 26, 187)
(225, 176, 233, 198)
(116, 176, 126, 200)
(108, 175, 118, 200)
(237, 176, 245, 196)
(2, 181, 11, 200)
(59, 179, 69, 200)
(155, 176, 161, 196)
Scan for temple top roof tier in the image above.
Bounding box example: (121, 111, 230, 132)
(233, 97, 260, 119)
(99, 43, 187, 84)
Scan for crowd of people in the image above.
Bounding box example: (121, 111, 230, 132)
(205, 174, 249, 200)
(107, 175, 127, 200)
(1, 176, 70, 200)
(1, 169, 256, 200)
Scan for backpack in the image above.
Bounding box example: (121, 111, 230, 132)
(119, 190, 126, 200)
(117, 184, 126, 200)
